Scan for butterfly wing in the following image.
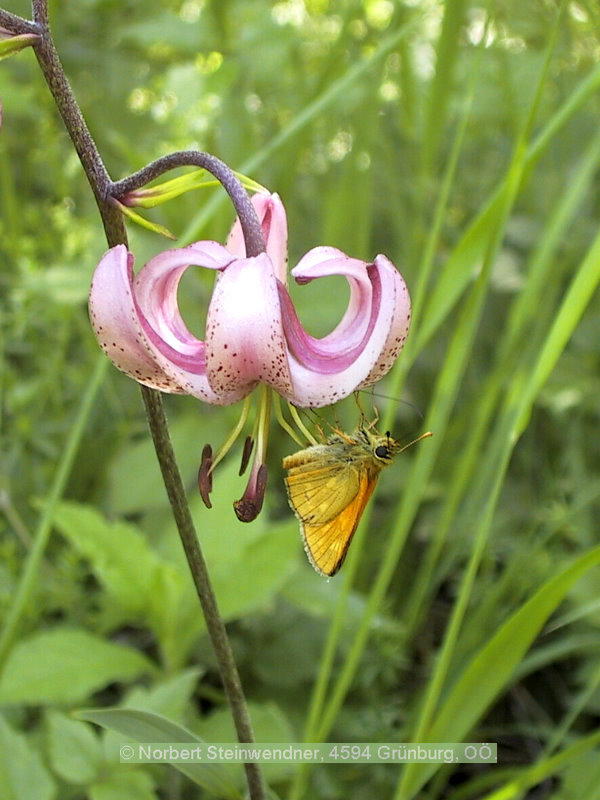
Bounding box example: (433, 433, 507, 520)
(302, 473, 379, 576)
(283, 447, 362, 525)
(284, 447, 379, 576)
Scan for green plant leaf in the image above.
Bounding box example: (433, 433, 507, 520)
(196, 701, 296, 785)
(45, 710, 103, 784)
(107, 413, 209, 514)
(52, 501, 167, 620)
(127, 169, 267, 207)
(399, 545, 600, 797)
(122, 668, 203, 721)
(117, 201, 176, 239)
(101, 668, 203, 762)
(0, 33, 39, 60)
(0, 628, 154, 705)
(77, 708, 242, 799)
(89, 768, 157, 800)
(480, 727, 600, 800)
(0, 716, 56, 800)
(51, 501, 200, 668)
(164, 461, 301, 624)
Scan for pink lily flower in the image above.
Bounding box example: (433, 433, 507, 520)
(89, 192, 411, 518)
(90, 192, 410, 406)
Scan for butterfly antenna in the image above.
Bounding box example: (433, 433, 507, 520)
(397, 430, 433, 454)
(358, 387, 426, 425)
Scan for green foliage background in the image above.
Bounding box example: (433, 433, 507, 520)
(1, 0, 600, 798)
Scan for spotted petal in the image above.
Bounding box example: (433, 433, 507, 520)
(90, 242, 252, 404)
(205, 252, 293, 398)
(276, 247, 411, 407)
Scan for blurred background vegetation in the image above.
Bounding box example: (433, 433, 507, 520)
(1, 0, 600, 798)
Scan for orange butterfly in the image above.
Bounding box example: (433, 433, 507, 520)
(283, 425, 431, 577)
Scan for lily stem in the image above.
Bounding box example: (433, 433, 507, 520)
(141, 388, 267, 800)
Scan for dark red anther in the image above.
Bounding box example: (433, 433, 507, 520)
(198, 443, 213, 509)
(233, 464, 268, 522)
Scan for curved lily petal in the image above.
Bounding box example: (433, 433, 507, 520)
(132, 240, 234, 358)
(227, 192, 288, 282)
(90, 242, 253, 404)
(89, 245, 187, 393)
(276, 248, 411, 407)
(206, 252, 294, 398)
(357, 254, 411, 387)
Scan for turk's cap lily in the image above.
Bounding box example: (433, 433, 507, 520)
(89, 192, 411, 408)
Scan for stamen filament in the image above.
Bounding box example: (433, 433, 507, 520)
(288, 403, 319, 446)
(273, 394, 305, 447)
(209, 394, 253, 473)
(254, 384, 272, 464)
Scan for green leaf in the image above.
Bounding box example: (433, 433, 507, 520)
(0, 628, 154, 705)
(197, 701, 296, 784)
(107, 413, 211, 514)
(77, 708, 242, 799)
(144, 562, 203, 670)
(117, 201, 176, 239)
(127, 169, 267, 208)
(415, 61, 600, 356)
(196, 701, 295, 744)
(481, 727, 600, 800)
(52, 502, 166, 620)
(45, 710, 103, 784)
(210, 518, 300, 620)
(185, 481, 300, 621)
(53, 483, 299, 668)
(0, 33, 39, 61)
(102, 668, 203, 762)
(51, 501, 199, 667)
(553, 747, 600, 800)
(0, 716, 56, 800)
(122, 668, 203, 721)
(89, 768, 157, 800)
(399, 545, 600, 797)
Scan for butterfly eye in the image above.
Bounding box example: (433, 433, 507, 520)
(375, 444, 389, 460)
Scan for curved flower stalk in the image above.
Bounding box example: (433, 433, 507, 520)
(89, 192, 411, 518)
